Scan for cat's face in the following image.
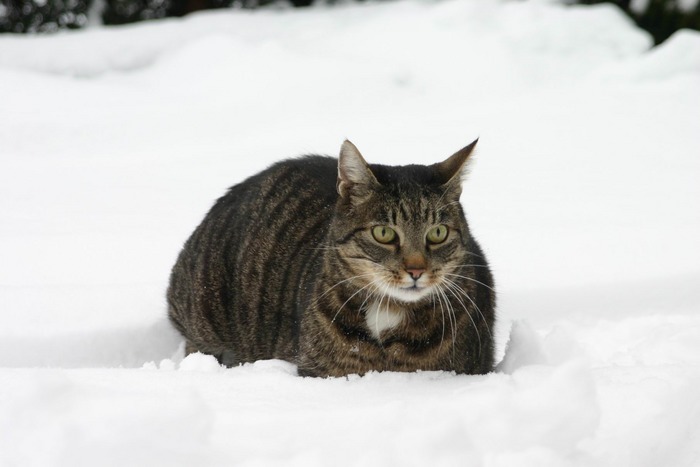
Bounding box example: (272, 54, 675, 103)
(331, 140, 478, 304)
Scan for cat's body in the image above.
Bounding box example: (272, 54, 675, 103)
(167, 140, 495, 377)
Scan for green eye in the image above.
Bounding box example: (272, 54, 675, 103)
(427, 225, 449, 244)
(372, 226, 397, 244)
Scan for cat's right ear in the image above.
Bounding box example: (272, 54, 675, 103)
(337, 140, 379, 201)
(435, 138, 479, 197)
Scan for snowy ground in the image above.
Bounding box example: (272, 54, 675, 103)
(1, 0, 699, 465)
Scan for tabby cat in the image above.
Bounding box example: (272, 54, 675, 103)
(167, 139, 495, 377)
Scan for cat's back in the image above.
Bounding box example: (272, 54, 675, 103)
(188, 155, 338, 261)
(168, 155, 338, 363)
(217, 154, 338, 215)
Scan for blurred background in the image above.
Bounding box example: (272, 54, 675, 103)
(1, 0, 699, 45)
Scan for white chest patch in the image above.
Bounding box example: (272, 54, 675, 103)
(364, 300, 405, 339)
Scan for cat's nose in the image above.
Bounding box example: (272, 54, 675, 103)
(406, 268, 425, 280)
(404, 253, 427, 281)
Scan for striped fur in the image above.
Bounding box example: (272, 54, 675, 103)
(167, 140, 495, 377)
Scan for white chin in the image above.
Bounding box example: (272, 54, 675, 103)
(387, 285, 433, 303)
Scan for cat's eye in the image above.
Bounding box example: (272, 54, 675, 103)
(426, 225, 449, 244)
(372, 226, 397, 244)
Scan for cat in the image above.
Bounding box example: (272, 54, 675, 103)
(167, 139, 495, 377)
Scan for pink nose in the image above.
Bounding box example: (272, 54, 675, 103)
(406, 268, 425, 280)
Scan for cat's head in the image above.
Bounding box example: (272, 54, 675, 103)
(330, 139, 479, 304)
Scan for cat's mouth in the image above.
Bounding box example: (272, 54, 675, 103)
(387, 284, 433, 303)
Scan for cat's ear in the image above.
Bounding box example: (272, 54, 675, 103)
(337, 140, 379, 201)
(435, 138, 478, 196)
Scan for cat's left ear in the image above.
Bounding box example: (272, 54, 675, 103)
(435, 138, 479, 197)
(337, 140, 379, 202)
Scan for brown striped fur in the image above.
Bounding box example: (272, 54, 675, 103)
(167, 139, 495, 377)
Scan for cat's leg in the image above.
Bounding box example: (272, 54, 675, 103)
(218, 350, 237, 367)
(185, 340, 238, 367)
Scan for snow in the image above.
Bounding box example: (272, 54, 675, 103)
(1, 0, 699, 465)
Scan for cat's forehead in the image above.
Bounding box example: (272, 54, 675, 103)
(368, 191, 456, 226)
(368, 163, 444, 186)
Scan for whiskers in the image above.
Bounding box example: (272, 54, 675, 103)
(430, 271, 493, 359)
(430, 284, 457, 364)
(314, 265, 491, 365)
(329, 278, 381, 325)
(307, 246, 340, 251)
(444, 272, 495, 293)
(312, 272, 375, 306)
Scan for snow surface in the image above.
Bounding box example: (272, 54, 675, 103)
(1, 0, 699, 465)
